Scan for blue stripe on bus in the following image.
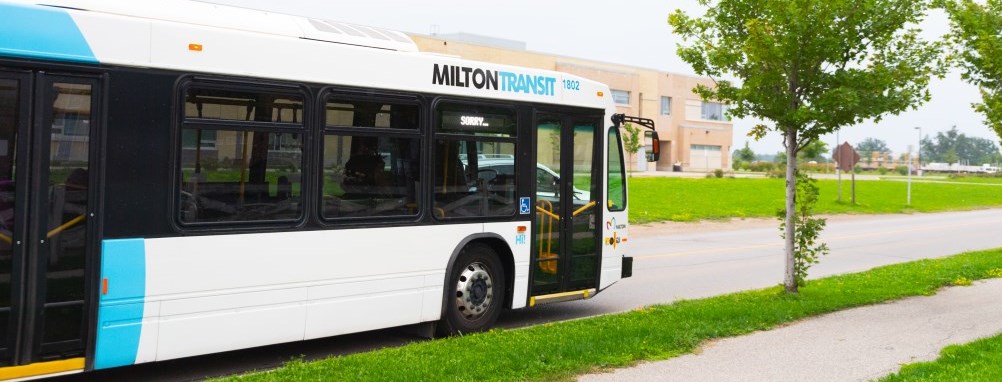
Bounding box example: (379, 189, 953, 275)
(0, 3, 97, 64)
(94, 239, 147, 370)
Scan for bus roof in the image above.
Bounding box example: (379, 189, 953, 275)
(0, 0, 615, 109)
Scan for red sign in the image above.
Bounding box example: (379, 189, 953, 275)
(832, 142, 860, 172)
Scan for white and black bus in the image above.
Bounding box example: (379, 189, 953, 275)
(0, 0, 656, 378)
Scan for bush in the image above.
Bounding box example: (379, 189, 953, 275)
(896, 166, 909, 176)
(713, 168, 725, 178)
(732, 160, 745, 171)
(878, 167, 889, 175)
(748, 161, 775, 172)
(799, 162, 833, 174)
(853, 164, 862, 174)
(201, 156, 220, 171)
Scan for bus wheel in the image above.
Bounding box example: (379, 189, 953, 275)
(439, 243, 506, 335)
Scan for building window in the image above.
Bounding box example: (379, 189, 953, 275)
(701, 101, 726, 121)
(611, 90, 630, 105)
(660, 96, 672, 116)
(691, 144, 722, 152)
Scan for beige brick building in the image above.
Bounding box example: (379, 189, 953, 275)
(410, 34, 734, 172)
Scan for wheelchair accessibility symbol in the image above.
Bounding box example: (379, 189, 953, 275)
(519, 197, 531, 215)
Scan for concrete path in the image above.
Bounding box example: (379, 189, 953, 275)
(579, 279, 1002, 382)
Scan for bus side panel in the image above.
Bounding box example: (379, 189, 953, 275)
(599, 108, 629, 291)
(599, 208, 629, 290)
(99, 224, 483, 363)
(483, 222, 531, 310)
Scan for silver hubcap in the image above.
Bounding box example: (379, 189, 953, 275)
(454, 262, 494, 321)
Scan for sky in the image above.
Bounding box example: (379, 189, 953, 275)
(207, 0, 1001, 159)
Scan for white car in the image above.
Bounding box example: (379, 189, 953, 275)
(475, 158, 590, 200)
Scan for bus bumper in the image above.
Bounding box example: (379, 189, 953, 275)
(622, 256, 633, 278)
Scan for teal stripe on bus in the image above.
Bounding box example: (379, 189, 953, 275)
(94, 239, 147, 370)
(0, 2, 97, 64)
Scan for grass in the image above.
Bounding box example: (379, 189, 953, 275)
(878, 332, 1002, 382)
(930, 176, 1002, 184)
(627, 177, 1002, 224)
(218, 249, 1002, 382)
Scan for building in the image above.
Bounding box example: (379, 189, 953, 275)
(410, 33, 734, 172)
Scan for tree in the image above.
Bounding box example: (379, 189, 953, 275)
(733, 141, 757, 169)
(944, 0, 1002, 144)
(736, 141, 757, 163)
(669, 0, 945, 293)
(621, 123, 642, 173)
(799, 140, 829, 162)
(943, 147, 959, 166)
(920, 126, 1001, 164)
(774, 151, 788, 165)
(855, 138, 891, 162)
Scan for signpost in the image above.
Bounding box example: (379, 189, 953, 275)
(832, 142, 861, 204)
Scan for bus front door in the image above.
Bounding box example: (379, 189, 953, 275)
(532, 113, 602, 296)
(0, 70, 100, 376)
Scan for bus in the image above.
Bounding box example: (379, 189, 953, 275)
(0, 0, 657, 379)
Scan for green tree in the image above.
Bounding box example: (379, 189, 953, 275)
(798, 140, 829, 162)
(669, 0, 945, 293)
(944, 0, 1002, 144)
(736, 141, 757, 163)
(920, 126, 1001, 164)
(621, 123, 643, 173)
(943, 147, 959, 166)
(774, 151, 788, 165)
(778, 171, 829, 287)
(732, 141, 757, 169)
(855, 137, 891, 163)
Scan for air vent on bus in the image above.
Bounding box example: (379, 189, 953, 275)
(304, 18, 417, 51)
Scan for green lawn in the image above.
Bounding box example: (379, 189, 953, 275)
(879, 332, 1002, 382)
(927, 176, 1002, 184)
(628, 177, 1002, 224)
(218, 249, 1002, 382)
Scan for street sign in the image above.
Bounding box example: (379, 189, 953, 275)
(832, 142, 860, 172)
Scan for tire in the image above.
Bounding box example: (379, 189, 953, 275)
(438, 243, 506, 335)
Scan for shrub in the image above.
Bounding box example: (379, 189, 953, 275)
(799, 162, 833, 174)
(748, 161, 775, 172)
(878, 167, 890, 175)
(202, 156, 220, 171)
(713, 168, 725, 178)
(896, 165, 909, 176)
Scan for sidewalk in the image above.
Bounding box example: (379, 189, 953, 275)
(579, 279, 1002, 382)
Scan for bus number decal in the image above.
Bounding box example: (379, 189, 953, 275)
(563, 80, 580, 91)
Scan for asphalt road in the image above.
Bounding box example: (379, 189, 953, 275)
(56, 209, 1002, 381)
(503, 208, 1002, 326)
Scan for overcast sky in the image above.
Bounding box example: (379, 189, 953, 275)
(209, 0, 1000, 158)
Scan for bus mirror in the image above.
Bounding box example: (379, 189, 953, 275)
(645, 131, 660, 162)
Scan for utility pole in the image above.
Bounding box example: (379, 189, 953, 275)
(907, 145, 912, 206)
(836, 130, 842, 202)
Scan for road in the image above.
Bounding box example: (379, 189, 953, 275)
(58, 209, 1002, 381)
(503, 208, 1002, 326)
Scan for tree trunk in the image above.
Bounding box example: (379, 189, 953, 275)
(784, 128, 798, 294)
